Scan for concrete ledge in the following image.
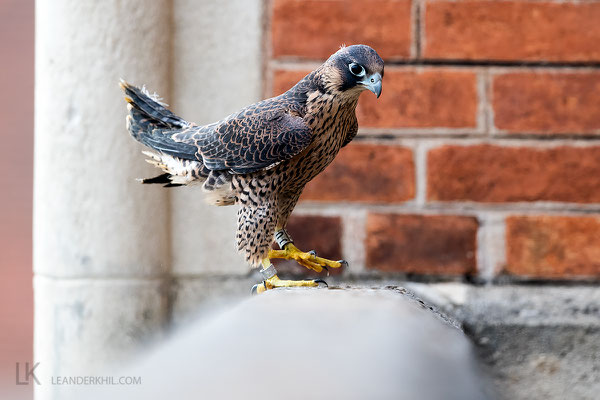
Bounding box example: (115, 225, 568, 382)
(70, 288, 492, 400)
(407, 283, 600, 400)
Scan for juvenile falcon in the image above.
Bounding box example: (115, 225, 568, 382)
(121, 44, 384, 294)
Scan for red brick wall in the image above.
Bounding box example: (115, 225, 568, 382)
(266, 0, 600, 281)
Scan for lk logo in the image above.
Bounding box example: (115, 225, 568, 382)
(16, 362, 40, 385)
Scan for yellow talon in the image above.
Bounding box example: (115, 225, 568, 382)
(268, 243, 345, 273)
(251, 258, 328, 294)
(252, 274, 326, 294)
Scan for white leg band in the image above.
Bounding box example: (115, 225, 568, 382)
(260, 264, 277, 280)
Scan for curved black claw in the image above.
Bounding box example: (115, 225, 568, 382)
(313, 278, 328, 288)
(251, 281, 267, 295)
(337, 260, 349, 268)
(308, 250, 317, 258)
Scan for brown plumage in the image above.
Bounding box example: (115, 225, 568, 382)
(121, 44, 384, 285)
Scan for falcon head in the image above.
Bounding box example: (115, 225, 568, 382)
(324, 44, 384, 99)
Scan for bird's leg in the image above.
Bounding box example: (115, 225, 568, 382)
(252, 259, 327, 294)
(268, 229, 348, 273)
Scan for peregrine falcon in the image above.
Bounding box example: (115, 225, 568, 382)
(120, 44, 384, 293)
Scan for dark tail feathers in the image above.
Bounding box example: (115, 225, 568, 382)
(120, 80, 186, 130)
(137, 173, 183, 188)
(120, 80, 197, 160)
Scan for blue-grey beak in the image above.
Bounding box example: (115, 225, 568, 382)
(362, 73, 382, 98)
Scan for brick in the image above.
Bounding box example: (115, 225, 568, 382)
(506, 216, 600, 278)
(366, 214, 478, 275)
(423, 1, 600, 62)
(273, 215, 343, 277)
(427, 145, 600, 203)
(301, 143, 414, 203)
(272, 69, 308, 96)
(493, 72, 600, 134)
(271, 0, 412, 60)
(273, 68, 478, 129)
(358, 68, 478, 129)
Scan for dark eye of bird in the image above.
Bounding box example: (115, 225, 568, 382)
(349, 63, 365, 77)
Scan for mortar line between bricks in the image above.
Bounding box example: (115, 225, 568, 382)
(356, 132, 600, 139)
(426, 0, 600, 5)
(271, 58, 600, 70)
(476, 214, 507, 282)
(354, 134, 600, 144)
(262, 0, 274, 99)
(475, 220, 488, 281)
(415, 142, 427, 206)
(475, 71, 488, 134)
(411, 0, 422, 59)
(295, 202, 600, 215)
(479, 69, 492, 135)
(341, 209, 368, 273)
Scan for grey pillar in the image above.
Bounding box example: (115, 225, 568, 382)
(169, 0, 264, 320)
(34, 0, 172, 398)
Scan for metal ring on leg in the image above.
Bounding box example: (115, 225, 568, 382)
(275, 229, 293, 249)
(260, 263, 277, 280)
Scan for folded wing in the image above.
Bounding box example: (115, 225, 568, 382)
(172, 102, 313, 174)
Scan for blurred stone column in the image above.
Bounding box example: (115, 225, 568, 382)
(34, 1, 172, 398)
(169, 0, 264, 321)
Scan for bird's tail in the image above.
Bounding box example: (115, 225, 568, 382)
(119, 79, 187, 141)
(120, 80, 208, 187)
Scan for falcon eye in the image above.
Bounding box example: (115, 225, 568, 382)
(349, 63, 365, 77)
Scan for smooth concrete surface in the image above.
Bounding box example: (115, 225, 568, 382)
(68, 288, 492, 400)
(407, 283, 600, 400)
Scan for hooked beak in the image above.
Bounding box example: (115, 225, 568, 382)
(362, 73, 382, 98)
